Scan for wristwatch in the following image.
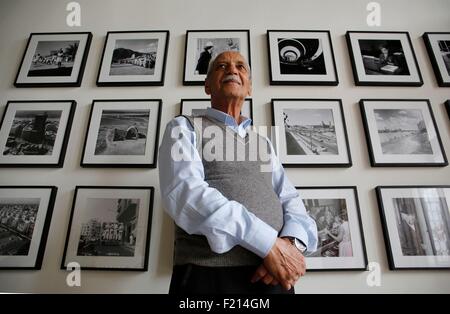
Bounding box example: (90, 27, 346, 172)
(285, 237, 307, 253)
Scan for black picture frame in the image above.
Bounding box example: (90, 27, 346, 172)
(346, 31, 423, 86)
(297, 186, 368, 271)
(0, 186, 57, 270)
(446, 100, 450, 120)
(267, 30, 339, 85)
(271, 98, 352, 167)
(183, 29, 251, 86)
(180, 98, 253, 122)
(0, 100, 76, 168)
(14, 32, 92, 87)
(61, 186, 154, 271)
(96, 30, 170, 86)
(423, 32, 450, 87)
(80, 99, 162, 168)
(360, 99, 448, 167)
(376, 185, 450, 270)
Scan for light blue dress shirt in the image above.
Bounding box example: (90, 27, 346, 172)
(158, 107, 318, 259)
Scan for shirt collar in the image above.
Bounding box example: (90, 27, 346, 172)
(205, 107, 252, 129)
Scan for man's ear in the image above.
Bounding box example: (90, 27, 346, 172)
(247, 80, 252, 97)
(205, 79, 211, 95)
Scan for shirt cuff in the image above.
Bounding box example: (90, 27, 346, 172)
(240, 219, 278, 258)
(279, 222, 309, 251)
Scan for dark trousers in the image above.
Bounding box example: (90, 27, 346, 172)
(169, 264, 295, 294)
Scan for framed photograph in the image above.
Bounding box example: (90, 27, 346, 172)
(0, 100, 76, 168)
(14, 32, 92, 87)
(271, 99, 352, 167)
(346, 31, 423, 86)
(360, 99, 447, 167)
(0, 186, 56, 269)
(180, 98, 253, 121)
(376, 186, 450, 270)
(81, 99, 162, 168)
(267, 30, 338, 85)
(183, 30, 251, 85)
(298, 186, 367, 271)
(423, 32, 450, 87)
(61, 186, 154, 271)
(97, 31, 169, 86)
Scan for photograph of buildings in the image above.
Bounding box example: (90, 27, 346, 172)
(283, 108, 338, 155)
(277, 38, 326, 75)
(77, 198, 140, 257)
(0, 198, 39, 256)
(393, 195, 450, 256)
(109, 39, 159, 76)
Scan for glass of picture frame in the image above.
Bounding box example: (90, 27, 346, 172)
(96, 31, 170, 86)
(183, 30, 251, 85)
(423, 32, 450, 87)
(346, 31, 423, 86)
(360, 99, 447, 167)
(0, 186, 56, 269)
(14, 32, 92, 87)
(61, 186, 154, 271)
(81, 99, 162, 168)
(180, 98, 253, 121)
(298, 186, 367, 271)
(0, 100, 76, 168)
(376, 185, 450, 270)
(267, 30, 339, 85)
(271, 99, 352, 167)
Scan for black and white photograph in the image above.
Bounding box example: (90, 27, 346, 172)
(183, 30, 251, 85)
(423, 32, 450, 87)
(346, 31, 422, 86)
(61, 186, 153, 270)
(97, 31, 169, 86)
(81, 99, 161, 167)
(360, 99, 447, 166)
(298, 187, 367, 270)
(76, 198, 140, 257)
(14, 32, 91, 87)
(272, 99, 351, 167)
(267, 30, 338, 85)
(0, 100, 76, 167)
(376, 186, 450, 269)
(180, 99, 253, 121)
(0, 186, 56, 269)
(3, 110, 62, 156)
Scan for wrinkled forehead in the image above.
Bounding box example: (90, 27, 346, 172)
(213, 51, 248, 67)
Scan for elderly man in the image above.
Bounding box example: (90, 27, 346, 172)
(159, 51, 317, 294)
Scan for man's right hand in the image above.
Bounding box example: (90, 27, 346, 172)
(253, 237, 306, 290)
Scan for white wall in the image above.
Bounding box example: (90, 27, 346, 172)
(0, 0, 449, 293)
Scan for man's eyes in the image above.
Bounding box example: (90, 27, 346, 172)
(216, 63, 247, 71)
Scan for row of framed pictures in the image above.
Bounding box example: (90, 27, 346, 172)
(1, 185, 449, 271)
(13, 30, 450, 87)
(0, 99, 448, 168)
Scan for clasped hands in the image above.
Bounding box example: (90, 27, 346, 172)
(251, 237, 306, 291)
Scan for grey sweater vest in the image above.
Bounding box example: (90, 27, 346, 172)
(173, 115, 283, 266)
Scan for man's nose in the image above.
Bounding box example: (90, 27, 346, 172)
(226, 63, 239, 75)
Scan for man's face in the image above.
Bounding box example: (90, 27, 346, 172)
(205, 51, 252, 100)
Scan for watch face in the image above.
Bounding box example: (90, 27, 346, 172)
(295, 238, 307, 252)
